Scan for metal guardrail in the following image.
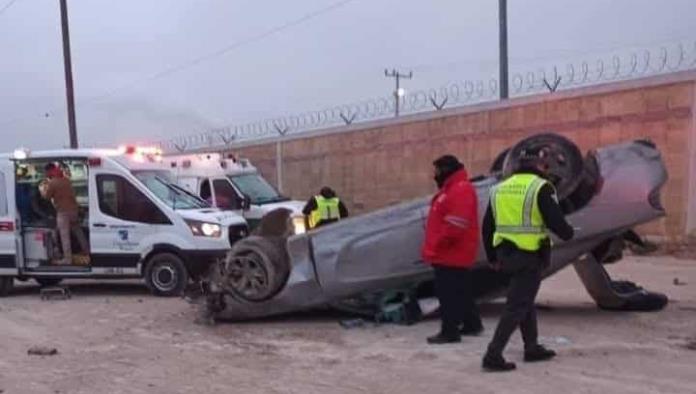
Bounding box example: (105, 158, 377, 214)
(157, 40, 696, 153)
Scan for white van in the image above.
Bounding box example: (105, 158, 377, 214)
(164, 153, 306, 233)
(0, 147, 248, 297)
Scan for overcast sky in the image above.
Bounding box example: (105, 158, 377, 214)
(0, 0, 694, 151)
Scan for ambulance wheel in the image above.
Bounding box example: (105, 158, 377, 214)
(35, 278, 63, 287)
(145, 253, 189, 297)
(220, 236, 290, 302)
(0, 277, 14, 296)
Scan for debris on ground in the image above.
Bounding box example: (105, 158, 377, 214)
(27, 346, 58, 356)
(194, 307, 216, 326)
(540, 336, 572, 345)
(673, 278, 687, 286)
(681, 340, 696, 351)
(339, 318, 366, 329)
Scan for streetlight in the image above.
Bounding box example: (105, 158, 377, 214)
(384, 69, 413, 117)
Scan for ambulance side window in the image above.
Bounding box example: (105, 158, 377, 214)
(96, 175, 170, 225)
(200, 179, 211, 201)
(212, 179, 241, 210)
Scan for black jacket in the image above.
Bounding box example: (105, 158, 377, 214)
(482, 171, 574, 262)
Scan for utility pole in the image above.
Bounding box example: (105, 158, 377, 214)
(59, 0, 78, 148)
(498, 0, 509, 100)
(384, 68, 412, 117)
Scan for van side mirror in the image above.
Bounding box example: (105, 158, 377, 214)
(241, 194, 251, 211)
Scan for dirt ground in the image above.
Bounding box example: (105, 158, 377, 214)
(0, 255, 695, 394)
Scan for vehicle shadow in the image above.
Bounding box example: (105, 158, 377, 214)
(10, 280, 150, 297)
(211, 302, 620, 326)
(214, 300, 618, 326)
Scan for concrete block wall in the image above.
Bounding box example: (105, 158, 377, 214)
(229, 71, 696, 241)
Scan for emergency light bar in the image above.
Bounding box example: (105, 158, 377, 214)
(117, 145, 163, 163)
(118, 145, 162, 156)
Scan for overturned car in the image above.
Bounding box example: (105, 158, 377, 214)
(198, 133, 669, 321)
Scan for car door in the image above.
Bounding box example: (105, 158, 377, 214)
(89, 170, 172, 275)
(0, 162, 18, 275)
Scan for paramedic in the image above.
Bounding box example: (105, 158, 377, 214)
(41, 163, 90, 265)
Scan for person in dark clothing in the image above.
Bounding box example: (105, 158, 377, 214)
(302, 186, 349, 229)
(422, 155, 483, 344)
(481, 147, 574, 372)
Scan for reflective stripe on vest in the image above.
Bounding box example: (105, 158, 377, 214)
(491, 174, 551, 251)
(309, 196, 341, 228)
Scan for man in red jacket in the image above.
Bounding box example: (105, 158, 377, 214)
(422, 155, 483, 344)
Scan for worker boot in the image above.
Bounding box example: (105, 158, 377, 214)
(459, 323, 484, 336)
(427, 333, 461, 345)
(524, 345, 556, 362)
(482, 353, 516, 372)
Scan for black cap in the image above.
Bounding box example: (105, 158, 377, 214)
(433, 154, 463, 170)
(320, 186, 336, 198)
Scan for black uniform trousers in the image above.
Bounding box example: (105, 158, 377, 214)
(486, 244, 545, 356)
(433, 265, 483, 339)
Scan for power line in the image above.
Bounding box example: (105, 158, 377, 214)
(81, 0, 357, 105)
(0, 0, 19, 17)
(0, 0, 357, 129)
(406, 34, 696, 74)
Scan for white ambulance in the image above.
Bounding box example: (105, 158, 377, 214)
(163, 153, 306, 233)
(0, 146, 248, 297)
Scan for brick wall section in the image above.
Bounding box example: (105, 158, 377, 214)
(229, 72, 696, 241)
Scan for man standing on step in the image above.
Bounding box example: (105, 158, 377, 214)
(41, 162, 90, 265)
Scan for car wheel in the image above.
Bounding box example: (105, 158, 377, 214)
(502, 133, 584, 200)
(145, 253, 189, 297)
(219, 236, 290, 302)
(0, 277, 14, 296)
(35, 278, 63, 287)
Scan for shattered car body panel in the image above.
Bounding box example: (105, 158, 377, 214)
(207, 139, 668, 320)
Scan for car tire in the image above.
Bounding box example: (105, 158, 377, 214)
(145, 253, 189, 297)
(0, 277, 14, 296)
(35, 278, 63, 287)
(502, 133, 584, 200)
(490, 148, 510, 173)
(219, 235, 290, 302)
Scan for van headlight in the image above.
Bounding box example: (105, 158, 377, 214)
(185, 220, 222, 238)
(291, 215, 306, 235)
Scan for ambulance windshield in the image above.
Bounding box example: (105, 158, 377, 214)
(228, 173, 287, 205)
(133, 171, 208, 210)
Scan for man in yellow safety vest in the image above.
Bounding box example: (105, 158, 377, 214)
(302, 186, 349, 229)
(481, 147, 574, 372)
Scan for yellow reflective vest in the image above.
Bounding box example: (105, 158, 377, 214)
(309, 195, 341, 228)
(491, 173, 552, 252)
